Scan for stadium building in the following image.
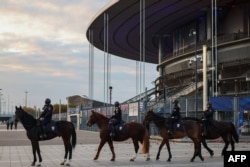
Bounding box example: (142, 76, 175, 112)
(85, 0, 250, 127)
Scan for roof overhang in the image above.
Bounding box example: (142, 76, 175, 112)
(86, 0, 234, 64)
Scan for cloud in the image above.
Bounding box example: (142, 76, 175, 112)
(0, 0, 158, 111)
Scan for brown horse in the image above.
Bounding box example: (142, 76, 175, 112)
(200, 119, 239, 156)
(86, 110, 150, 161)
(143, 110, 203, 162)
(15, 106, 76, 166)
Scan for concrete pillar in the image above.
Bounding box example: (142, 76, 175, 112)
(158, 36, 163, 76)
(203, 45, 207, 110)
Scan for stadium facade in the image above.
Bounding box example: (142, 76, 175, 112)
(86, 0, 250, 127)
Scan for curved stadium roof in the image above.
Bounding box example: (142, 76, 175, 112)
(86, 0, 233, 64)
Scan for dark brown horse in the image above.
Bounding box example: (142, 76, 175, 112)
(15, 106, 76, 166)
(143, 110, 203, 162)
(86, 110, 150, 161)
(198, 119, 239, 156)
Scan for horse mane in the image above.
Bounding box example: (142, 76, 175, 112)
(152, 112, 166, 122)
(17, 106, 37, 130)
(92, 111, 109, 120)
(182, 117, 201, 122)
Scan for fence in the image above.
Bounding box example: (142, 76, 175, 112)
(57, 96, 250, 135)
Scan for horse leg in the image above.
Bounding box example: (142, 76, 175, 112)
(197, 141, 204, 162)
(60, 140, 68, 165)
(67, 142, 73, 166)
(201, 137, 214, 157)
(130, 139, 140, 161)
(107, 139, 116, 161)
(94, 139, 107, 161)
(190, 140, 196, 162)
(156, 140, 164, 160)
(221, 137, 229, 156)
(165, 138, 172, 162)
(230, 137, 235, 151)
(62, 139, 72, 167)
(36, 142, 42, 167)
(190, 139, 203, 162)
(31, 141, 42, 166)
(31, 141, 37, 166)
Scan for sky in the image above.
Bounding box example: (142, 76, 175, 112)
(0, 0, 158, 114)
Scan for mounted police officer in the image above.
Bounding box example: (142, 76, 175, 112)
(202, 102, 215, 136)
(168, 99, 181, 135)
(38, 98, 53, 139)
(109, 101, 122, 138)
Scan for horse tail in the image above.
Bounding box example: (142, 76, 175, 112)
(71, 123, 77, 149)
(140, 126, 150, 154)
(230, 122, 239, 143)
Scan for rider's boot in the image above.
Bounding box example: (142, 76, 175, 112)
(202, 126, 207, 137)
(168, 125, 173, 135)
(109, 125, 115, 139)
(40, 126, 47, 139)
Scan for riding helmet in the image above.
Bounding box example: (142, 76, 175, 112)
(114, 101, 120, 107)
(45, 98, 51, 105)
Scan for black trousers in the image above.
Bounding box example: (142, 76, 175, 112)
(108, 119, 120, 134)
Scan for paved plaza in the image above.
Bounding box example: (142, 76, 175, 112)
(0, 124, 250, 167)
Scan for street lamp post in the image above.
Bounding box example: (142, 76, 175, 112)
(189, 29, 198, 117)
(0, 97, 1, 114)
(25, 91, 28, 107)
(246, 73, 250, 95)
(109, 86, 112, 105)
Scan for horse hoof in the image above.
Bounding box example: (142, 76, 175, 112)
(66, 163, 70, 166)
(36, 164, 41, 167)
(167, 159, 171, 162)
(110, 159, 115, 161)
(190, 159, 194, 162)
(146, 158, 150, 161)
(130, 159, 134, 162)
(60, 162, 64, 165)
(94, 157, 98, 160)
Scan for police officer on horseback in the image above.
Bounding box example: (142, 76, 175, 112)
(109, 101, 122, 138)
(202, 102, 215, 136)
(168, 99, 181, 135)
(38, 98, 53, 139)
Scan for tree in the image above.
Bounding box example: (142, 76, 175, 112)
(22, 106, 37, 117)
(52, 103, 76, 114)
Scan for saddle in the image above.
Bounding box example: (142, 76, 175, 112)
(114, 121, 126, 134)
(166, 118, 184, 132)
(109, 120, 126, 136)
(172, 120, 183, 131)
(44, 121, 57, 133)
